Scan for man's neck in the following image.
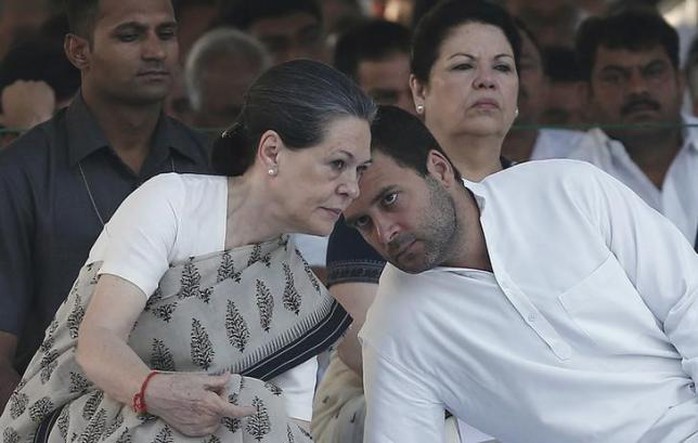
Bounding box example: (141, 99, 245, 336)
(446, 189, 492, 272)
(614, 128, 682, 189)
(83, 90, 163, 175)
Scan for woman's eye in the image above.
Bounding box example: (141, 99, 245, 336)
(495, 64, 513, 73)
(331, 159, 346, 170)
(453, 63, 473, 71)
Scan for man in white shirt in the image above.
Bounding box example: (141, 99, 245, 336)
(570, 9, 698, 248)
(343, 106, 698, 443)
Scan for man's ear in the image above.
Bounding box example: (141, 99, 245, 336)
(64, 34, 90, 70)
(425, 149, 456, 187)
(256, 129, 283, 172)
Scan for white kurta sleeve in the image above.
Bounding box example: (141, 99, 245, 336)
(96, 173, 183, 298)
(361, 339, 444, 443)
(587, 166, 698, 383)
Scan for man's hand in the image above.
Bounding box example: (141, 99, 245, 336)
(1, 80, 56, 130)
(145, 371, 255, 437)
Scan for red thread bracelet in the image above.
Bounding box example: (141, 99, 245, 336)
(132, 370, 159, 414)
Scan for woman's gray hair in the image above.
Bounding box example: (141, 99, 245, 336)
(184, 27, 272, 112)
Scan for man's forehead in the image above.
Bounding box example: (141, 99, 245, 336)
(96, 0, 175, 27)
(594, 44, 670, 67)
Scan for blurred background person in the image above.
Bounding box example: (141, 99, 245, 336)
(570, 8, 698, 249)
(333, 19, 415, 114)
(215, 0, 328, 65)
(0, 0, 52, 60)
(0, 13, 79, 146)
(184, 27, 271, 133)
(501, 22, 584, 162)
(540, 46, 589, 127)
(684, 33, 698, 117)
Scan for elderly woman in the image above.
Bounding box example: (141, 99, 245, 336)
(312, 1, 520, 442)
(1, 59, 376, 442)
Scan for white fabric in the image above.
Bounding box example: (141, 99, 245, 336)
(291, 234, 329, 267)
(529, 128, 585, 161)
(88, 173, 317, 421)
(568, 116, 698, 244)
(360, 160, 698, 443)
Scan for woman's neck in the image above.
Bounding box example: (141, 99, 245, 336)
(438, 132, 505, 182)
(224, 175, 284, 249)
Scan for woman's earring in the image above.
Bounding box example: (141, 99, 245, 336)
(416, 104, 424, 114)
(268, 166, 277, 176)
(514, 108, 519, 118)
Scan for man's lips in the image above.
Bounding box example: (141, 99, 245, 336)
(621, 100, 660, 116)
(137, 71, 170, 78)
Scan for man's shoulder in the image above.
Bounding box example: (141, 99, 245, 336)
(164, 116, 210, 148)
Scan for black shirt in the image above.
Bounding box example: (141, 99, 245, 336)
(0, 93, 212, 372)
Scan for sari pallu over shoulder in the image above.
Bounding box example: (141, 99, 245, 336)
(1, 235, 349, 442)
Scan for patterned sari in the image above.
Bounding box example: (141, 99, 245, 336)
(1, 235, 349, 443)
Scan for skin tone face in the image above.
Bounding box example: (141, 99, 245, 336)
(249, 12, 326, 64)
(344, 152, 460, 274)
(195, 54, 263, 129)
(357, 52, 416, 115)
(542, 80, 587, 127)
(516, 29, 548, 125)
(411, 22, 519, 140)
(273, 116, 372, 236)
(589, 44, 683, 144)
(81, 0, 179, 106)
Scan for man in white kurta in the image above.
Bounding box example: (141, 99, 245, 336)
(345, 147, 698, 442)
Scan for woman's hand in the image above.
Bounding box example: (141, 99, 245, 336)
(145, 371, 255, 437)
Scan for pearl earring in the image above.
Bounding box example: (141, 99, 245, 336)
(416, 104, 424, 114)
(514, 108, 519, 118)
(268, 167, 277, 176)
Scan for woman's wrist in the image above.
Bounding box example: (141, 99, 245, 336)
(133, 370, 160, 414)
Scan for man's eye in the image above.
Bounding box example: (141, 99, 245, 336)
(354, 216, 371, 229)
(383, 192, 398, 206)
(118, 34, 138, 42)
(159, 29, 177, 40)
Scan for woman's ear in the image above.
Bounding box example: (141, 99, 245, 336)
(410, 74, 428, 114)
(257, 129, 283, 175)
(426, 149, 456, 187)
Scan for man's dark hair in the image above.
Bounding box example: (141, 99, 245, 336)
(215, 0, 322, 30)
(64, 0, 101, 39)
(334, 19, 411, 81)
(544, 46, 584, 82)
(370, 105, 461, 181)
(575, 8, 679, 82)
(0, 36, 80, 109)
(411, 0, 521, 84)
